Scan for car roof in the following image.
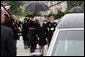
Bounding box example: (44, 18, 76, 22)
(57, 13, 84, 29)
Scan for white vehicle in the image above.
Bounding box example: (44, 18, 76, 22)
(54, 18, 61, 24)
(29, 13, 84, 56)
(46, 13, 84, 56)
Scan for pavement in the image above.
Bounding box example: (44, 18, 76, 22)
(16, 36, 48, 56)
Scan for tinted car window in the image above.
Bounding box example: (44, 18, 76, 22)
(51, 30, 84, 56)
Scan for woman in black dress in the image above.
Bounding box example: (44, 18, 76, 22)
(37, 18, 48, 54)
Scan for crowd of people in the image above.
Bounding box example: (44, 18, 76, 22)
(21, 14, 57, 54)
(1, 6, 58, 56)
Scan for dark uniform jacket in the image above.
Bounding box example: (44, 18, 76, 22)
(27, 20, 38, 45)
(46, 21, 57, 43)
(22, 18, 29, 40)
(1, 25, 16, 56)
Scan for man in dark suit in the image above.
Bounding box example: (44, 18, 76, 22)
(46, 15, 57, 46)
(1, 7, 16, 56)
(27, 15, 38, 53)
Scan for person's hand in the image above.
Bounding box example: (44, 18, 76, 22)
(46, 38, 48, 44)
(46, 38, 48, 41)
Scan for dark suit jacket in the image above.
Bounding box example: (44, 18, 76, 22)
(1, 25, 16, 56)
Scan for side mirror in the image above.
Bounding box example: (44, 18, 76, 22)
(29, 52, 43, 56)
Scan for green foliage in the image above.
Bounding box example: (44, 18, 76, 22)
(54, 10, 65, 20)
(67, 1, 84, 10)
(7, 1, 24, 17)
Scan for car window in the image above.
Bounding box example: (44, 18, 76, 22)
(51, 30, 84, 56)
